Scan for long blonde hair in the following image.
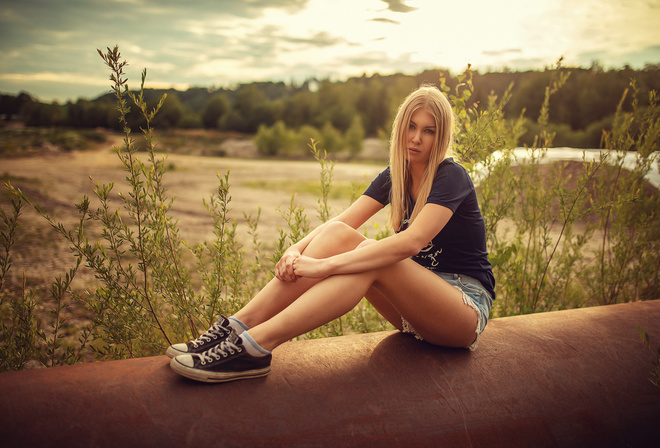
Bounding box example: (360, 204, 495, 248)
(389, 85, 454, 231)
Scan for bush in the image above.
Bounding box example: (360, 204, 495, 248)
(178, 112, 202, 129)
(1, 50, 658, 370)
(442, 61, 659, 317)
(320, 121, 344, 153)
(345, 115, 365, 157)
(255, 120, 297, 156)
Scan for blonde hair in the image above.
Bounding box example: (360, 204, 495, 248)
(388, 85, 454, 231)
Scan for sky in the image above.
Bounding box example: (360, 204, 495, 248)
(1, 0, 660, 103)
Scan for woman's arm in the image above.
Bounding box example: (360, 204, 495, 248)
(275, 195, 384, 282)
(292, 203, 453, 278)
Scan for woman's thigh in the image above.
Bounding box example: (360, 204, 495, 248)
(370, 259, 481, 348)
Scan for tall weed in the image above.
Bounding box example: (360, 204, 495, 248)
(588, 81, 660, 304)
(0, 49, 658, 370)
(444, 60, 657, 317)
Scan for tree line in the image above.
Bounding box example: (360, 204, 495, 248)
(1, 63, 659, 149)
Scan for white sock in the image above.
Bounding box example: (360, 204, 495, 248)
(239, 332, 271, 357)
(228, 316, 249, 335)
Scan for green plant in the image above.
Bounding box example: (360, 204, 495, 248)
(7, 47, 200, 359)
(0, 196, 91, 370)
(1, 47, 658, 370)
(588, 81, 660, 305)
(320, 121, 344, 153)
(255, 120, 297, 156)
(345, 115, 365, 157)
(310, 139, 335, 223)
(0, 273, 40, 371)
(0, 198, 38, 371)
(494, 63, 610, 315)
(444, 61, 614, 316)
(189, 171, 249, 325)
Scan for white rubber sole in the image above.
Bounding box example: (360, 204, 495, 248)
(170, 358, 271, 383)
(166, 346, 184, 358)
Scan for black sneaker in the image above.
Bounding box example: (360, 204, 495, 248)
(170, 333, 271, 383)
(166, 315, 234, 358)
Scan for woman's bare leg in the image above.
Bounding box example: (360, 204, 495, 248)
(233, 222, 366, 328)
(248, 254, 479, 351)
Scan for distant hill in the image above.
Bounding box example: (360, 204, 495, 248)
(2, 64, 659, 149)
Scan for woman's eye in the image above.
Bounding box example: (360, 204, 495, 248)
(424, 129, 434, 135)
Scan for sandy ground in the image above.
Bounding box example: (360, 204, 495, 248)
(0, 135, 394, 353)
(1, 136, 391, 290)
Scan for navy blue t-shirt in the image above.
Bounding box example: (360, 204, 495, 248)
(363, 158, 495, 299)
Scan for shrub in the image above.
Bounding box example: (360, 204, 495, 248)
(320, 121, 344, 153)
(255, 120, 297, 156)
(1, 50, 657, 370)
(345, 115, 365, 157)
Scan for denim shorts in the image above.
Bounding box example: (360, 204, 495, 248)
(401, 272, 493, 351)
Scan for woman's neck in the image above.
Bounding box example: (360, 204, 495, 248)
(408, 162, 426, 183)
(408, 163, 427, 201)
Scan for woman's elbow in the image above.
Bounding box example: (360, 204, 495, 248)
(400, 237, 427, 258)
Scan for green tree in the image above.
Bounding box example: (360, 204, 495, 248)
(317, 81, 357, 132)
(22, 101, 65, 127)
(282, 90, 319, 128)
(66, 98, 114, 128)
(178, 111, 202, 129)
(344, 115, 365, 156)
(320, 121, 344, 153)
(201, 93, 230, 129)
(255, 121, 296, 156)
(0, 92, 33, 121)
(356, 78, 390, 135)
(227, 84, 276, 133)
(150, 94, 184, 129)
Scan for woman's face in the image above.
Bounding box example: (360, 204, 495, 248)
(406, 108, 436, 166)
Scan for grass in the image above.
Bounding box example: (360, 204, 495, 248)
(242, 179, 367, 201)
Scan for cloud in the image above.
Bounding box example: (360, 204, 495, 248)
(380, 0, 418, 13)
(337, 51, 432, 75)
(0, 0, 319, 90)
(116, 0, 311, 19)
(1, 0, 658, 102)
(482, 49, 523, 57)
(369, 17, 400, 25)
(503, 57, 548, 70)
(577, 45, 660, 68)
(281, 30, 347, 47)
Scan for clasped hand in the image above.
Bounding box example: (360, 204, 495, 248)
(275, 249, 328, 283)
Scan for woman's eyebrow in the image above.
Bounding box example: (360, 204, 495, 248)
(410, 119, 436, 129)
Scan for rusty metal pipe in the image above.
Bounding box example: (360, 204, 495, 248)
(1, 301, 659, 447)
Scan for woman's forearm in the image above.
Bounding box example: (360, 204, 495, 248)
(325, 232, 418, 276)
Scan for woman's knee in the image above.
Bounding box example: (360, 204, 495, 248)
(357, 238, 377, 249)
(311, 221, 365, 253)
(322, 221, 363, 242)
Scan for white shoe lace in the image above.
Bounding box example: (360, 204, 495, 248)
(199, 338, 242, 365)
(190, 321, 229, 348)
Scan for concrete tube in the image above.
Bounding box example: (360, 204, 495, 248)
(1, 301, 659, 447)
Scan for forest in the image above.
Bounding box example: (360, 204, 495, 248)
(2, 63, 660, 152)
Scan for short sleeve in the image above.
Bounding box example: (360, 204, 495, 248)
(363, 167, 391, 206)
(426, 160, 472, 212)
